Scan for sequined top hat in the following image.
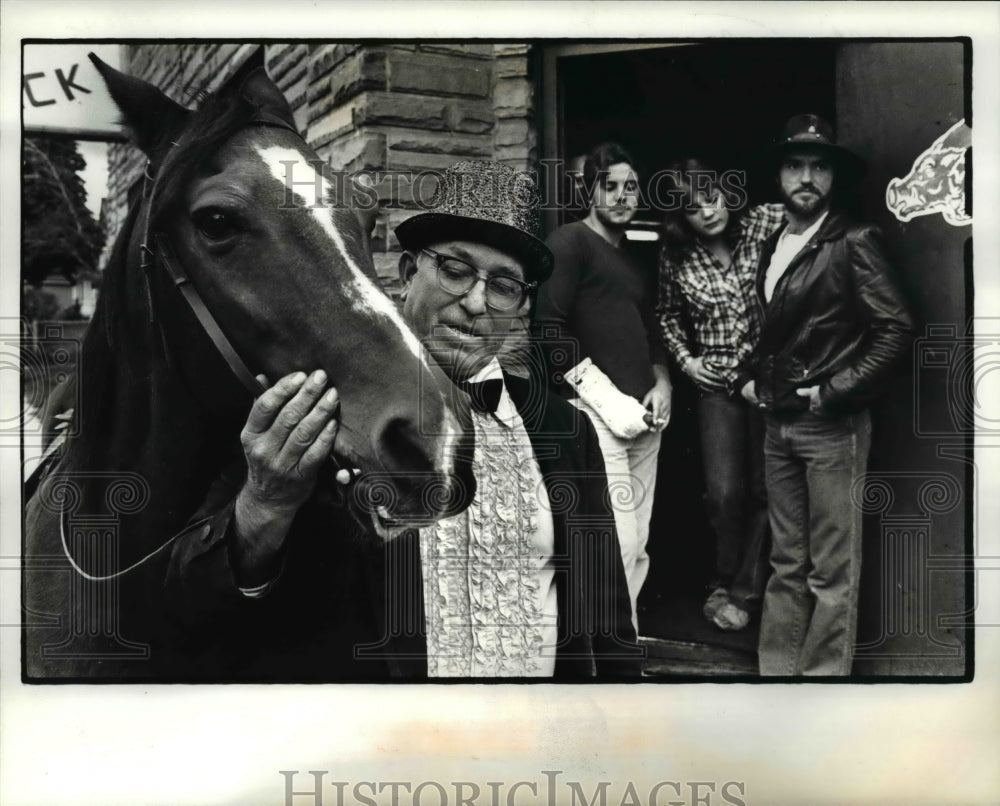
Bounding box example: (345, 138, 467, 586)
(395, 160, 554, 283)
(771, 113, 866, 176)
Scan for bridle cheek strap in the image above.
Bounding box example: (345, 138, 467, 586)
(148, 233, 348, 477)
(139, 119, 346, 474)
(152, 232, 265, 397)
(137, 117, 297, 399)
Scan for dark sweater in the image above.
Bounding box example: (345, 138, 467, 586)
(534, 221, 668, 401)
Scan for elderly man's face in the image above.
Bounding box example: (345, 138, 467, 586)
(399, 240, 529, 381)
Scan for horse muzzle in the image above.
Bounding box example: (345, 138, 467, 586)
(347, 467, 476, 540)
(334, 397, 476, 538)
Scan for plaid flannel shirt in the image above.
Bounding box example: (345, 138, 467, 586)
(657, 203, 786, 390)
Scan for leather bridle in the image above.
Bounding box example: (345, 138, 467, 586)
(136, 110, 303, 399)
(139, 111, 355, 478)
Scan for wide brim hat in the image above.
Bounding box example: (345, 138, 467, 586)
(770, 113, 866, 177)
(395, 160, 553, 284)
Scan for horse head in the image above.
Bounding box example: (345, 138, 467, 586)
(90, 52, 476, 536)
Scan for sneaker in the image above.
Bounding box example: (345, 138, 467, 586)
(712, 602, 750, 631)
(702, 587, 730, 621)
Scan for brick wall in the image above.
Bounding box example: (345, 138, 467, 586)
(102, 43, 539, 298)
(492, 44, 538, 171)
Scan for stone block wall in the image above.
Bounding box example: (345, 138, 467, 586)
(492, 44, 538, 171)
(103, 43, 539, 297)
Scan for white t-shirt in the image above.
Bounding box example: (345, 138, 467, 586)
(763, 210, 829, 303)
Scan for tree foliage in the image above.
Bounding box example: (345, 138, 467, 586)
(22, 137, 105, 287)
(21, 285, 59, 322)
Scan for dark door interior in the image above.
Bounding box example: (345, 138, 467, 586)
(549, 42, 838, 649)
(547, 40, 969, 676)
(557, 42, 838, 205)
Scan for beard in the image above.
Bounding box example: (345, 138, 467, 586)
(594, 204, 636, 231)
(780, 184, 832, 218)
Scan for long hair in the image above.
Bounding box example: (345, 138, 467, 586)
(660, 157, 745, 265)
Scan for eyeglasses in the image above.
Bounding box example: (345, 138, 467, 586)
(421, 249, 536, 311)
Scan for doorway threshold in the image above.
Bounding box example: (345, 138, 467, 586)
(637, 591, 760, 677)
(639, 635, 757, 678)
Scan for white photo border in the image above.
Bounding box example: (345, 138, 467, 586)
(3, 2, 999, 805)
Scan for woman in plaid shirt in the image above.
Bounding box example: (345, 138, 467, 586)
(657, 158, 785, 631)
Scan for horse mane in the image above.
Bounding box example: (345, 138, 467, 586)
(65, 82, 266, 474)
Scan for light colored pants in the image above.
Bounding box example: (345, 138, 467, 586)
(571, 398, 661, 630)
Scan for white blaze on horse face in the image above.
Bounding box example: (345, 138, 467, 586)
(255, 145, 458, 480)
(255, 145, 426, 360)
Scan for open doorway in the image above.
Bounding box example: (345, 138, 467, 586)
(543, 41, 838, 665)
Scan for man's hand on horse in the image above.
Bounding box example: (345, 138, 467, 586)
(232, 371, 341, 585)
(241, 370, 341, 512)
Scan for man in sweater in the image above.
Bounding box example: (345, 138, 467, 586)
(534, 142, 672, 629)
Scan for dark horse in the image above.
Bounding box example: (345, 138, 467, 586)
(23, 52, 475, 680)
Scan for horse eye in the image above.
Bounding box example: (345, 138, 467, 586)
(192, 208, 239, 241)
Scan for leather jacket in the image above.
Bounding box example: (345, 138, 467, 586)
(736, 210, 914, 416)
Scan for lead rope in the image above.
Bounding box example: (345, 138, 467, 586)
(58, 502, 183, 582)
(38, 426, 185, 582)
(52, 150, 206, 582)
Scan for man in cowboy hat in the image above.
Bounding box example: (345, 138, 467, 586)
(165, 160, 639, 679)
(736, 114, 914, 676)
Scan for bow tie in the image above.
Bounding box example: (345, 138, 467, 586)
(457, 378, 503, 413)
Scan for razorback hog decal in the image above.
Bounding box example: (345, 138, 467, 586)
(886, 119, 971, 227)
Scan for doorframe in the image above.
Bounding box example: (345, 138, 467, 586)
(539, 42, 695, 235)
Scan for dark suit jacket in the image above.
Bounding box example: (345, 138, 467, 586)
(163, 372, 641, 681)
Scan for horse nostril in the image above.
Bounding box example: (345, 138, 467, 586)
(377, 416, 433, 477)
(374, 414, 476, 518)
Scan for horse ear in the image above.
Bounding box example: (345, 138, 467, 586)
(239, 70, 297, 130)
(222, 46, 267, 93)
(219, 47, 298, 134)
(88, 53, 189, 157)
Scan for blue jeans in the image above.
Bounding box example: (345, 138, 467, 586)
(697, 391, 770, 610)
(758, 410, 872, 676)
